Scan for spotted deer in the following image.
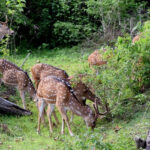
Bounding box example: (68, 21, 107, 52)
(88, 49, 107, 67)
(68, 74, 107, 121)
(0, 59, 36, 109)
(31, 63, 69, 123)
(132, 34, 141, 43)
(31, 64, 103, 124)
(36, 76, 100, 136)
(0, 17, 14, 40)
(31, 63, 69, 89)
(69, 74, 103, 105)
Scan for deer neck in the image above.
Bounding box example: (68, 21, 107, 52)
(27, 83, 36, 99)
(68, 96, 88, 118)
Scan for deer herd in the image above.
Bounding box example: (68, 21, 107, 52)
(0, 59, 106, 136)
(0, 18, 142, 136)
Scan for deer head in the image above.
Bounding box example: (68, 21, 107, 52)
(82, 104, 97, 128)
(0, 16, 14, 40)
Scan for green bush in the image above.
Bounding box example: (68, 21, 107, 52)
(87, 21, 150, 118)
(1, 0, 148, 49)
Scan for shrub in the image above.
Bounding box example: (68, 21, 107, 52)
(87, 21, 150, 118)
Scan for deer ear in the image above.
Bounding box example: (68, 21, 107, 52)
(5, 15, 8, 24)
(0, 21, 6, 25)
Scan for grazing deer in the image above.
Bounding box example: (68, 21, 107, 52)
(88, 49, 107, 67)
(31, 64, 103, 123)
(0, 59, 36, 109)
(36, 76, 101, 136)
(0, 17, 14, 40)
(38, 80, 104, 124)
(68, 75, 105, 121)
(31, 63, 69, 89)
(69, 74, 102, 105)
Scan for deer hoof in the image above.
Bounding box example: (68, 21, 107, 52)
(37, 129, 40, 135)
(70, 132, 74, 136)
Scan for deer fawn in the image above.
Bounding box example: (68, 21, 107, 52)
(36, 76, 100, 136)
(0, 59, 36, 109)
(0, 17, 14, 40)
(132, 34, 141, 43)
(31, 63, 69, 89)
(88, 49, 107, 67)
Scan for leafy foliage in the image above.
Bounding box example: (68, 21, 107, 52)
(0, 0, 148, 49)
(89, 21, 150, 118)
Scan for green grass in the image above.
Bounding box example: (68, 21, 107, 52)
(0, 46, 150, 150)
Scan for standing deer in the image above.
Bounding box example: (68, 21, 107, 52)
(36, 76, 100, 136)
(31, 64, 103, 124)
(31, 64, 102, 105)
(0, 17, 14, 40)
(31, 63, 69, 89)
(0, 59, 36, 109)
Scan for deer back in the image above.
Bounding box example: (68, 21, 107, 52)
(73, 81, 99, 103)
(37, 76, 97, 128)
(0, 59, 22, 73)
(132, 34, 140, 43)
(0, 59, 36, 98)
(88, 50, 107, 66)
(31, 63, 69, 82)
(37, 76, 70, 104)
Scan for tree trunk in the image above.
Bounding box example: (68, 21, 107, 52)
(0, 97, 32, 116)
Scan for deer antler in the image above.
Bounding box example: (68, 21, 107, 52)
(93, 100, 107, 119)
(5, 15, 8, 24)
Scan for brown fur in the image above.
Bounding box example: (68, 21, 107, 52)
(0, 21, 14, 40)
(36, 76, 97, 136)
(31, 63, 69, 89)
(73, 81, 102, 105)
(88, 50, 107, 67)
(132, 35, 140, 43)
(132, 33, 143, 44)
(69, 74, 103, 105)
(0, 59, 36, 109)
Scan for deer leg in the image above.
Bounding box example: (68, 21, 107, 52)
(47, 104, 55, 134)
(35, 80, 39, 90)
(37, 99, 45, 134)
(61, 118, 65, 135)
(37, 99, 46, 125)
(19, 90, 26, 109)
(70, 112, 74, 122)
(53, 110, 59, 125)
(0, 78, 2, 86)
(57, 106, 74, 136)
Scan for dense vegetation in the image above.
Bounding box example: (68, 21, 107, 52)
(0, 48, 150, 150)
(0, 0, 150, 149)
(0, 0, 150, 48)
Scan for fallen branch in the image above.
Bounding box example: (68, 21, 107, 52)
(20, 53, 31, 68)
(0, 97, 32, 116)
